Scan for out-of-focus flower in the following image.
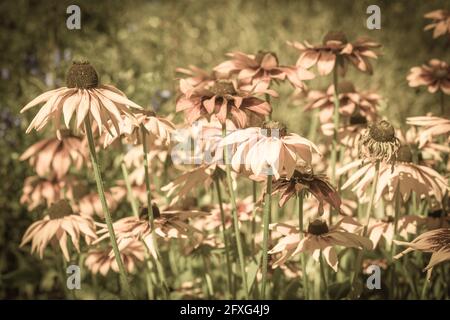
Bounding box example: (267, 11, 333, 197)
(368, 215, 424, 248)
(20, 200, 97, 261)
(85, 240, 145, 276)
(94, 204, 208, 258)
(219, 121, 321, 179)
(103, 110, 175, 148)
(214, 51, 315, 90)
(20, 61, 142, 137)
(176, 79, 272, 128)
(424, 10, 450, 39)
(20, 130, 86, 179)
(407, 59, 450, 95)
(271, 168, 340, 214)
(176, 65, 216, 88)
(362, 259, 388, 274)
(321, 112, 368, 149)
(269, 218, 372, 271)
(406, 116, 450, 148)
(70, 182, 119, 219)
(341, 149, 448, 204)
(394, 228, 450, 280)
(304, 81, 379, 124)
(288, 31, 381, 76)
(358, 120, 400, 164)
(21, 176, 73, 211)
(303, 197, 357, 220)
(173, 279, 204, 299)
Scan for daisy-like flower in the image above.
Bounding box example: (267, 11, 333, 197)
(368, 215, 424, 248)
(303, 197, 357, 220)
(214, 50, 315, 90)
(269, 218, 372, 271)
(407, 59, 450, 95)
(176, 79, 272, 128)
(424, 10, 450, 39)
(20, 176, 72, 211)
(288, 31, 381, 76)
(85, 239, 145, 276)
(69, 182, 119, 218)
(394, 228, 450, 279)
(406, 116, 450, 148)
(176, 65, 216, 88)
(304, 81, 379, 124)
(341, 146, 449, 204)
(20, 200, 97, 261)
(271, 167, 340, 213)
(219, 121, 321, 179)
(20, 61, 142, 137)
(358, 120, 400, 164)
(321, 112, 369, 149)
(20, 130, 86, 179)
(103, 110, 175, 148)
(94, 204, 208, 258)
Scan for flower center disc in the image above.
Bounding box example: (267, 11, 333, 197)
(397, 145, 413, 163)
(211, 80, 236, 96)
(433, 68, 448, 79)
(349, 112, 368, 125)
(66, 61, 99, 89)
(307, 219, 329, 235)
(323, 31, 348, 44)
(368, 120, 396, 142)
(140, 204, 161, 219)
(338, 81, 355, 94)
(48, 200, 73, 219)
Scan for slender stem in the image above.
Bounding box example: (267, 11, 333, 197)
(261, 176, 272, 299)
(330, 65, 340, 186)
(214, 178, 233, 299)
(141, 125, 169, 299)
(265, 93, 272, 120)
(84, 117, 133, 299)
(439, 90, 445, 116)
(390, 187, 401, 298)
(298, 191, 309, 300)
(420, 279, 429, 300)
(202, 255, 214, 299)
(121, 163, 139, 217)
(319, 251, 329, 300)
(222, 124, 249, 299)
(350, 160, 380, 298)
(251, 181, 258, 253)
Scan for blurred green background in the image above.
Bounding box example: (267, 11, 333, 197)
(0, 0, 448, 298)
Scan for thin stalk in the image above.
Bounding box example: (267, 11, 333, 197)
(84, 117, 133, 299)
(390, 188, 401, 298)
(251, 181, 258, 252)
(420, 279, 429, 300)
(350, 160, 380, 298)
(121, 163, 139, 217)
(265, 93, 272, 120)
(330, 65, 340, 186)
(202, 255, 214, 298)
(319, 251, 329, 300)
(298, 191, 309, 300)
(141, 125, 169, 299)
(261, 176, 272, 299)
(222, 124, 249, 299)
(440, 90, 445, 115)
(214, 178, 233, 299)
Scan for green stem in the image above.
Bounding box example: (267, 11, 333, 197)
(261, 176, 272, 299)
(350, 160, 380, 298)
(298, 192, 309, 300)
(319, 251, 329, 300)
(420, 279, 429, 300)
(390, 187, 401, 299)
(251, 181, 258, 253)
(141, 125, 169, 299)
(84, 117, 133, 299)
(265, 93, 272, 120)
(214, 178, 233, 299)
(222, 124, 249, 299)
(121, 163, 139, 217)
(439, 90, 445, 116)
(330, 65, 340, 186)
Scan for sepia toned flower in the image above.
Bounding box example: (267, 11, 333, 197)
(219, 121, 321, 179)
(358, 120, 400, 163)
(176, 79, 272, 128)
(321, 111, 369, 149)
(304, 81, 379, 124)
(20, 200, 97, 261)
(20, 176, 72, 211)
(85, 239, 145, 276)
(406, 116, 450, 148)
(214, 50, 315, 90)
(394, 228, 450, 279)
(288, 31, 381, 76)
(69, 182, 119, 219)
(424, 10, 450, 39)
(20, 130, 86, 179)
(20, 61, 142, 137)
(407, 59, 450, 95)
(176, 65, 217, 88)
(368, 215, 424, 248)
(269, 218, 372, 271)
(271, 167, 340, 213)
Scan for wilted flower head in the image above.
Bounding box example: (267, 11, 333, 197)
(407, 59, 450, 95)
(219, 121, 321, 179)
(288, 31, 381, 75)
(269, 218, 372, 271)
(304, 81, 379, 124)
(176, 78, 272, 128)
(20, 130, 86, 179)
(358, 120, 400, 163)
(424, 10, 450, 39)
(20, 61, 142, 137)
(20, 200, 97, 261)
(271, 167, 340, 213)
(214, 50, 315, 90)
(394, 228, 450, 280)
(85, 239, 145, 276)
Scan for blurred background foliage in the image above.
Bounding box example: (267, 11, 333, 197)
(0, 0, 448, 299)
